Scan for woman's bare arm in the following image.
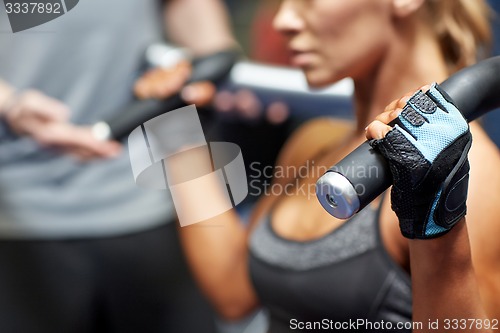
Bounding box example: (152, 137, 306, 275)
(366, 86, 496, 331)
(465, 123, 500, 319)
(165, 145, 259, 320)
(409, 221, 491, 332)
(410, 124, 500, 329)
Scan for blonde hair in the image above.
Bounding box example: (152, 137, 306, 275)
(426, 0, 493, 72)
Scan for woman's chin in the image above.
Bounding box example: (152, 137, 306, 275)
(303, 71, 340, 89)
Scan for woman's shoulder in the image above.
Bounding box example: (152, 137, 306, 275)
(289, 117, 354, 141)
(275, 117, 354, 171)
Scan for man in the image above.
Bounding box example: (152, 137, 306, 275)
(0, 0, 235, 332)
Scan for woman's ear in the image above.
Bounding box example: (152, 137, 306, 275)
(392, 0, 426, 18)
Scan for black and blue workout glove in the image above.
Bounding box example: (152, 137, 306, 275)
(370, 83, 472, 239)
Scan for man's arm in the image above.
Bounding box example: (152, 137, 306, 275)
(164, 0, 237, 56)
(0, 79, 15, 116)
(134, 0, 238, 103)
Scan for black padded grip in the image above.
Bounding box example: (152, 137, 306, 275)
(105, 49, 240, 140)
(324, 56, 500, 214)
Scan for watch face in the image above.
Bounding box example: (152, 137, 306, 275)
(3, 0, 80, 33)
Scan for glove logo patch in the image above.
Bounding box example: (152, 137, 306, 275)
(408, 91, 437, 114)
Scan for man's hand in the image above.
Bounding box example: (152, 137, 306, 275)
(134, 61, 216, 106)
(134, 61, 290, 125)
(3, 89, 121, 160)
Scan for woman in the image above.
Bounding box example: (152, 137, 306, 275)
(138, 0, 500, 331)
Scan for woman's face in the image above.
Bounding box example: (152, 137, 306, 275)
(274, 0, 396, 87)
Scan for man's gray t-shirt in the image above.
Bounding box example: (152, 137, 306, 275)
(0, 0, 176, 239)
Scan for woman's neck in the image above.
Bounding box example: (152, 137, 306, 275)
(352, 23, 449, 133)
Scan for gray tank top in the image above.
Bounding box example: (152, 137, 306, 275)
(249, 203, 412, 332)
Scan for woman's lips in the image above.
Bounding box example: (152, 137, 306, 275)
(290, 51, 316, 67)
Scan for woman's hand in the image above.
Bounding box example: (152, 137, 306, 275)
(365, 83, 472, 239)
